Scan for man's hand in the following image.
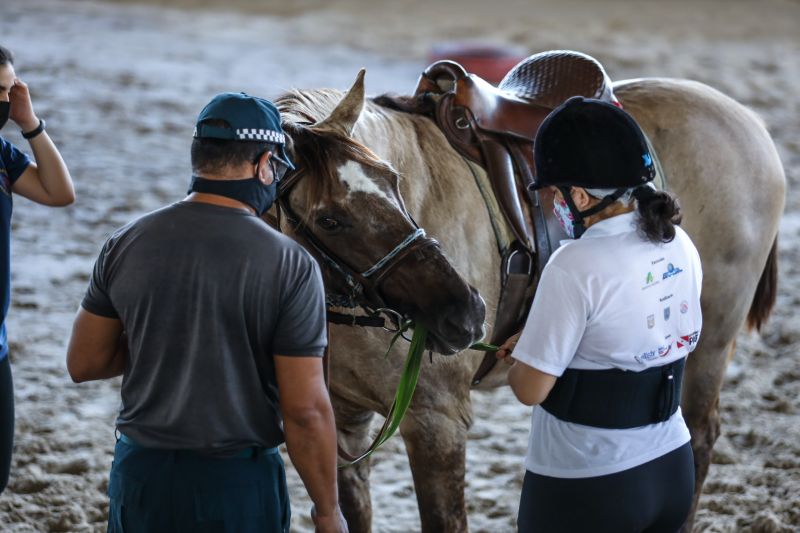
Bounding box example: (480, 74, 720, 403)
(311, 504, 348, 533)
(496, 332, 521, 365)
(8, 78, 38, 132)
(275, 355, 343, 532)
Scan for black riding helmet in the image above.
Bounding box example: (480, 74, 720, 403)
(533, 96, 657, 237)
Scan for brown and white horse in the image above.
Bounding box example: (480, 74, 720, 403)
(274, 71, 785, 532)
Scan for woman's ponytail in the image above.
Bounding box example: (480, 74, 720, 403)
(632, 186, 682, 243)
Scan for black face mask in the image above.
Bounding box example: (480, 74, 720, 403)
(188, 175, 278, 216)
(0, 102, 9, 130)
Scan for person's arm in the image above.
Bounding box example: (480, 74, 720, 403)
(66, 307, 126, 382)
(8, 78, 75, 206)
(506, 362, 557, 406)
(496, 332, 558, 405)
(274, 355, 347, 533)
(496, 261, 587, 406)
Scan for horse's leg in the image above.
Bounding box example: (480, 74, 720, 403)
(679, 339, 736, 531)
(400, 400, 471, 533)
(331, 393, 376, 533)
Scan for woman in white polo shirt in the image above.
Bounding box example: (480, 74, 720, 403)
(497, 97, 702, 532)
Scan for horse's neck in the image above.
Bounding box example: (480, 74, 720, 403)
(357, 105, 503, 306)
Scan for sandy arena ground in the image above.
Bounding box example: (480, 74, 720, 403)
(0, 0, 798, 531)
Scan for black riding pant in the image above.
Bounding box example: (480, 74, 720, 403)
(518, 442, 694, 533)
(0, 356, 14, 493)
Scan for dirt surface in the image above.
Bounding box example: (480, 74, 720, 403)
(0, 0, 798, 531)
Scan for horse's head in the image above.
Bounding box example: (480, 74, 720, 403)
(276, 70, 486, 355)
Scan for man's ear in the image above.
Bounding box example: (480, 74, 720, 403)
(258, 151, 273, 185)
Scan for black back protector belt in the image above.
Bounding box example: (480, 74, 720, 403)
(540, 358, 686, 429)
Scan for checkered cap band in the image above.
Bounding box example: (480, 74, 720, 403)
(236, 129, 285, 143)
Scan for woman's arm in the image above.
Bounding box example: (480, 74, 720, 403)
(507, 362, 557, 406)
(497, 333, 558, 406)
(9, 78, 75, 206)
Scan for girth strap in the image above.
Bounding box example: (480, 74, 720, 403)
(472, 247, 534, 385)
(540, 358, 686, 429)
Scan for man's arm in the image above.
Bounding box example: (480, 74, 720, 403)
(66, 307, 126, 383)
(275, 355, 347, 533)
(8, 78, 75, 206)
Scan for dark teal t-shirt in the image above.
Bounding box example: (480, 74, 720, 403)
(82, 201, 327, 452)
(0, 136, 31, 360)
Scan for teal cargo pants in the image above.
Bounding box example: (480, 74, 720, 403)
(107, 436, 291, 533)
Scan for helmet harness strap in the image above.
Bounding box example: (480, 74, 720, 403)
(558, 186, 629, 239)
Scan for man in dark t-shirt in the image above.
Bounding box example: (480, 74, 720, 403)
(0, 44, 75, 495)
(67, 93, 346, 532)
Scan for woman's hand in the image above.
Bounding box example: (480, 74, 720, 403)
(496, 332, 522, 365)
(9, 78, 38, 132)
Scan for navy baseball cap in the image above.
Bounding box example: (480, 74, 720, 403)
(193, 92, 295, 170)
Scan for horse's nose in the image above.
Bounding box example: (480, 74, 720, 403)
(434, 287, 486, 347)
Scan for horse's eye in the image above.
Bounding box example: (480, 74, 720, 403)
(316, 216, 340, 231)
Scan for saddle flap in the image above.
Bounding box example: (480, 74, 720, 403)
(479, 138, 534, 250)
(453, 74, 552, 141)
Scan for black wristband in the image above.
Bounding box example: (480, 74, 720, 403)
(21, 119, 45, 140)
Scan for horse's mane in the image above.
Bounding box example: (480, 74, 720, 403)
(275, 89, 396, 214)
(372, 93, 435, 116)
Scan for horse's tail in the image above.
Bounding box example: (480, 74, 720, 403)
(747, 235, 779, 332)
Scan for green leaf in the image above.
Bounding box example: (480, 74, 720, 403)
(340, 323, 427, 467)
(376, 324, 426, 447)
(469, 341, 500, 352)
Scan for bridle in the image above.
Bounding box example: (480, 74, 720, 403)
(273, 167, 440, 330)
(273, 166, 442, 465)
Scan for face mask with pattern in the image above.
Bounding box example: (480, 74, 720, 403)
(553, 196, 576, 238)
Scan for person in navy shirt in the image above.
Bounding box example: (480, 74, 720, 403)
(0, 45, 75, 494)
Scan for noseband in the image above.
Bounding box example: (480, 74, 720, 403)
(274, 168, 439, 329)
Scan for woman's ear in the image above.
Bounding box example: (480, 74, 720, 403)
(570, 187, 593, 210)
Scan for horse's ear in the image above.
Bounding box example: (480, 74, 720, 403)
(313, 68, 366, 136)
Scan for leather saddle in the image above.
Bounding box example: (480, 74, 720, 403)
(413, 50, 616, 254)
(412, 50, 617, 384)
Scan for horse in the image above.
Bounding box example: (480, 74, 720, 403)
(274, 70, 785, 532)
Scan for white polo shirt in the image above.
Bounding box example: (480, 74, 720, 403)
(513, 211, 702, 478)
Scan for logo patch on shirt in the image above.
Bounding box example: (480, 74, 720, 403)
(658, 343, 672, 358)
(647, 314, 655, 329)
(636, 349, 657, 363)
(680, 300, 689, 314)
(662, 263, 683, 280)
(664, 306, 671, 321)
(636, 342, 672, 364)
(676, 331, 699, 349)
(642, 271, 660, 290)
